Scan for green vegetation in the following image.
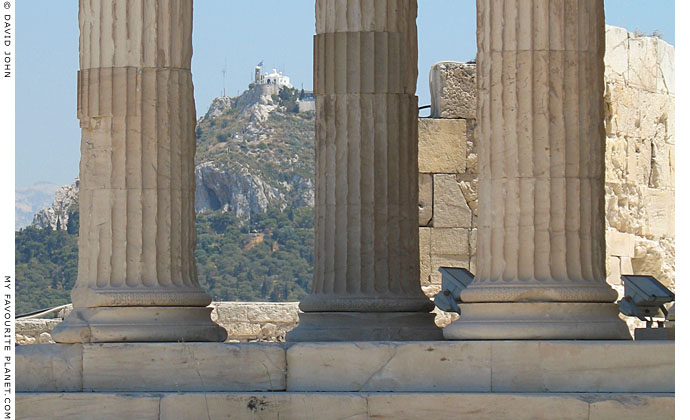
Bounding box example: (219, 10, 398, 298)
(633, 28, 664, 39)
(273, 86, 301, 114)
(16, 227, 77, 314)
(195, 206, 313, 302)
(16, 206, 314, 313)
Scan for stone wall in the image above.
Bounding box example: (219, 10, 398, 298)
(418, 63, 478, 300)
(209, 302, 299, 342)
(418, 26, 675, 304)
(603, 26, 675, 297)
(15, 320, 61, 345)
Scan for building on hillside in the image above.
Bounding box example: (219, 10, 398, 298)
(254, 63, 293, 88)
(297, 91, 315, 113)
(252, 63, 314, 113)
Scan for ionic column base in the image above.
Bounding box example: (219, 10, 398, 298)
(460, 283, 620, 304)
(52, 307, 228, 343)
(70, 287, 213, 308)
(443, 303, 631, 340)
(286, 312, 442, 342)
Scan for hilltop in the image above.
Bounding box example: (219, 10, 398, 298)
(195, 84, 315, 218)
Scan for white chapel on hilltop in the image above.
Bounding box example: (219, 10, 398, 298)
(254, 63, 293, 88)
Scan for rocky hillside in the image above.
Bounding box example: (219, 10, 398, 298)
(15, 182, 61, 230)
(194, 85, 315, 218)
(31, 179, 79, 232)
(30, 84, 316, 229)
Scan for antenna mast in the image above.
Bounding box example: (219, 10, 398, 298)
(222, 58, 228, 97)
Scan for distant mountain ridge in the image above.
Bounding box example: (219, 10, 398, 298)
(15, 182, 61, 230)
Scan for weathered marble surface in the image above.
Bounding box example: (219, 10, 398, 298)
(18, 341, 673, 394)
(444, 0, 631, 340)
(53, 0, 225, 343)
(429, 62, 477, 119)
(287, 341, 491, 392)
(18, 394, 160, 420)
(160, 393, 368, 420)
(81, 343, 285, 392)
(18, 343, 286, 392)
(290, 0, 441, 341)
(17, 392, 674, 420)
(286, 341, 673, 393)
(17, 344, 83, 392)
(418, 119, 467, 174)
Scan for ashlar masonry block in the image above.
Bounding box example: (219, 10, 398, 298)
(606, 230, 636, 258)
(17, 344, 83, 392)
(430, 228, 470, 256)
(18, 394, 160, 420)
(432, 174, 472, 228)
(429, 228, 471, 285)
(160, 393, 368, 420)
(81, 343, 286, 392)
(418, 119, 467, 174)
(429, 62, 477, 119)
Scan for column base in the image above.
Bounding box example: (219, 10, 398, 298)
(52, 307, 228, 343)
(285, 311, 443, 342)
(298, 294, 436, 312)
(443, 303, 631, 340)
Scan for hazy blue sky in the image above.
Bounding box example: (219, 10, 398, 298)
(16, 1, 675, 188)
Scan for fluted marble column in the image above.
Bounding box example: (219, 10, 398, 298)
(53, 0, 226, 343)
(444, 0, 629, 339)
(287, 0, 441, 341)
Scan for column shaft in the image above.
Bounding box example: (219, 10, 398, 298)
(444, 0, 629, 340)
(53, 0, 226, 343)
(288, 0, 441, 341)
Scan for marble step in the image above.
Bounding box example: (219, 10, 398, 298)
(17, 392, 674, 420)
(18, 341, 673, 393)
